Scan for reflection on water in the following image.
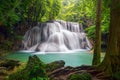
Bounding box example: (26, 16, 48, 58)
(4, 51, 93, 67)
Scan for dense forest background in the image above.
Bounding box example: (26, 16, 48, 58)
(1, 0, 120, 80)
(0, 0, 110, 55)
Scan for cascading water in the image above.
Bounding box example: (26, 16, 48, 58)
(22, 20, 92, 52)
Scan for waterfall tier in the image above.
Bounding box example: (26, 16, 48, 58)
(22, 20, 92, 52)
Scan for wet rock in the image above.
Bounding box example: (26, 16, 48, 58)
(46, 60, 65, 72)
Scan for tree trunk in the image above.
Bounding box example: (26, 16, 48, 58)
(92, 0, 102, 65)
(98, 0, 120, 75)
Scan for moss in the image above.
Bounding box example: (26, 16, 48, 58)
(69, 72, 92, 80)
(46, 60, 65, 72)
(0, 69, 7, 76)
(9, 55, 48, 80)
(0, 59, 20, 70)
(113, 71, 120, 80)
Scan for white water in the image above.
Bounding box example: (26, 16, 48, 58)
(22, 20, 92, 52)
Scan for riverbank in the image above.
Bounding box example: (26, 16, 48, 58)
(0, 55, 113, 80)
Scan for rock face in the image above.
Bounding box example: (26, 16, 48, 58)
(22, 20, 92, 52)
(9, 55, 48, 80)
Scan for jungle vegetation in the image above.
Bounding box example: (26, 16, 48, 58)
(0, 0, 120, 79)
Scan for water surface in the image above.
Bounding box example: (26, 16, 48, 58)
(4, 51, 93, 67)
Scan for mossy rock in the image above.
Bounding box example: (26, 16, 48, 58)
(69, 72, 92, 80)
(113, 71, 120, 80)
(9, 55, 48, 80)
(0, 69, 7, 76)
(46, 60, 65, 72)
(0, 58, 20, 70)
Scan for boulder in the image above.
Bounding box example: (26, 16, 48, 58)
(46, 60, 65, 72)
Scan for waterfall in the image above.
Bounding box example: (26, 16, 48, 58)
(22, 20, 92, 52)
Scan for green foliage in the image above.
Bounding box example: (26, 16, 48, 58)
(0, 0, 62, 41)
(69, 72, 92, 80)
(101, 23, 109, 34)
(0, 0, 21, 27)
(0, 0, 110, 52)
(9, 55, 48, 80)
(0, 0, 21, 38)
(85, 4, 110, 40)
(16, 0, 62, 23)
(43, 0, 62, 20)
(0, 40, 13, 50)
(85, 24, 109, 39)
(46, 60, 65, 72)
(58, 0, 95, 23)
(24, 0, 48, 22)
(101, 1, 110, 34)
(113, 71, 120, 80)
(85, 25, 95, 39)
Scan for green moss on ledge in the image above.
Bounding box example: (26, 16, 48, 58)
(69, 72, 92, 80)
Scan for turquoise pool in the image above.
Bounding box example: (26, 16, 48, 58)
(4, 51, 93, 67)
